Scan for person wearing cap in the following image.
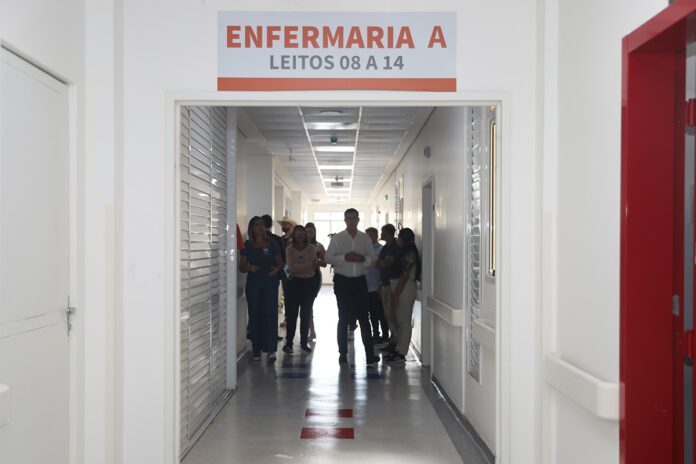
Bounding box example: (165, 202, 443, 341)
(325, 208, 380, 367)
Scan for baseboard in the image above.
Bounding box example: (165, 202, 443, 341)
(429, 373, 495, 464)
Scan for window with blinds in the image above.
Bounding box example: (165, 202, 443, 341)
(179, 106, 230, 456)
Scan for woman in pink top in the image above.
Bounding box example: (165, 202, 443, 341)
(282, 225, 318, 354)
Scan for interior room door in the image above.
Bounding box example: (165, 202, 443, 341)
(0, 48, 71, 463)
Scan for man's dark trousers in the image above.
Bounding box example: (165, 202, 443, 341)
(333, 274, 374, 356)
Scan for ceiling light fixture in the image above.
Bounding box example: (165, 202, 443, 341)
(317, 165, 353, 170)
(305, 122, 358, 131)
(314, 146, 355, 153)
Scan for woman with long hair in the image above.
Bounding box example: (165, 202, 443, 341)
(304, 222, 326, 341)
(239, 216, 283, 362)
(283, 225, 319, 354)
(384, 228, 421, 363)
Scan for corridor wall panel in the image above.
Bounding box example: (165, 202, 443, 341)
(549, 0, 667, 463)
(369, 106, 470, 413)
(180, 106, 230, 456)
(119, 0, 544, 462)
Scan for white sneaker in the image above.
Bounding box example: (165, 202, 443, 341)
(268, 352, 277, 362)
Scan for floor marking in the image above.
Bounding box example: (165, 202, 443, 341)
(305, 408, 353, 418)
(300, 427, 355, 439)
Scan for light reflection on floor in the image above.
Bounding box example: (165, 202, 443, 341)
(182, 287, 478, 464)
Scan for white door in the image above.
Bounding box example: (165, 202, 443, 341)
(0, 49, 71, 464)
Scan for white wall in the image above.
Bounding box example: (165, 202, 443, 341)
(236, 129, 248, 229)
(0, 0, 84, 79)
(245, 156, 274, 222)
(291, 191, 307, 225)
(542, 0, 666, 463)
(3, 0, 675, 462)
(0, 2, 124, 464)
(369, 106, 498, 449)
(307, 203, 374, 225)
(115, 0, 540, 463)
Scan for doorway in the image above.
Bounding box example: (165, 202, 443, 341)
(170, 100, 504, 463)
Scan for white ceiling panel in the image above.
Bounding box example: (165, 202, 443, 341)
(240, 106, 432, 204)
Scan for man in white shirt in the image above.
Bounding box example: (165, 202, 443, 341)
(325, 208, 380, 366)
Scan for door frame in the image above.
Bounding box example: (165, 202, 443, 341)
(165, 94, 507, 463)
(0, 43, 81, 464)
(621, 3, 696, 462)
(421, 176, 435, 368)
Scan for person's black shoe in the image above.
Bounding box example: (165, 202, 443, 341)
(277, 336, 284, 341)
(282, 344, 293, 354)
(300, 344, 312, 353)
(384, 352, 406, 363)
(366, 355, 380, 367)
(338, 354, 348, 364)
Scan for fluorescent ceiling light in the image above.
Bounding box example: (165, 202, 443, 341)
(305, 122, 358, 130)
(317, 165, 353, 170)
(314, 146, 355, 153)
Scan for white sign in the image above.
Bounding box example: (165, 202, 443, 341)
(217, 12, 456, 91)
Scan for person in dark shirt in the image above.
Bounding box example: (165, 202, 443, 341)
(276, 216, 297, 330)
(262, 214, 285, 340)
(377, 224, 401, 353)
(262, 214, 284, 262)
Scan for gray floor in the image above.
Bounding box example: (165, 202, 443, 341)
(183, 288, 492, 464)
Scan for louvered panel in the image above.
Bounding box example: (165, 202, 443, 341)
(189, 158, 210, 181)
(180, 105, 229, 458)
(467, 107, 482, 384)
(190, 148, 210, 168)
(179, 106, 192, 457)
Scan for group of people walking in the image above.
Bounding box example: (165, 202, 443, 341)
(326, 209, 421, 365)
(239, 215, 326, 361)
(239, 208, 420, 367)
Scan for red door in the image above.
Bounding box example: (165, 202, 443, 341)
(621, 3, 696, 463)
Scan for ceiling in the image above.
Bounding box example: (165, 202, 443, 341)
(239, 106, 432, 204)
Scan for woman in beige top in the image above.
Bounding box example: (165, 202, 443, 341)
(282, 225, 318, 354)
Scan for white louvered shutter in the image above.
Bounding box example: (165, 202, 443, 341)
(180, 106, 230, 457)
(467, 107, 482, 383)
